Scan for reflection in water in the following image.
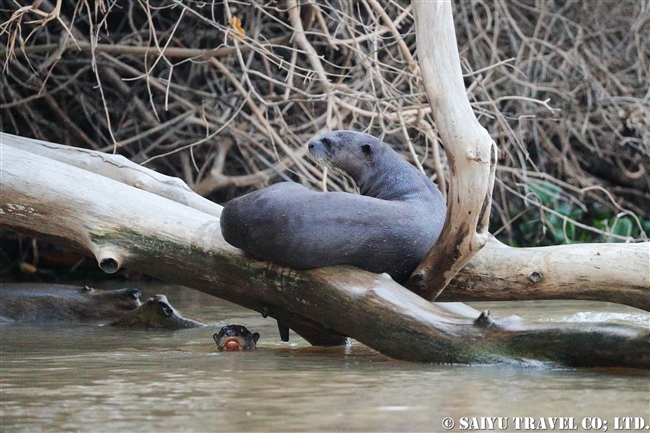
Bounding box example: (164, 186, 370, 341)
(1, 281, 649, 432)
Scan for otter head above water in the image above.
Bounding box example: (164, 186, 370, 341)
(213, 325, 260, 351)
(110, 294, 205, 329)
(220, 130, 446, 283)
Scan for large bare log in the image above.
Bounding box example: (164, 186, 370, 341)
(1, 143, 649, 368)
(1, 133, 221, 218)
(441, 236, 650, 310)
(4, 132, 649, 311)
(407, 1, 497, 299)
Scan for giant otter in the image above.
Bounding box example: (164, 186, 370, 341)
(213, 325, 260, 351)
(220, 130, 446, 283)
(110, 294, 205, 329)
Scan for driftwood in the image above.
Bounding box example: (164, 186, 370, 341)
(442, 236, 650, 311)
(5, 132, 647, 312)
(1, 1, 648, 368)
(406, 1, 497, 299)
(1, 140, 649, 368)
(407, 1, 649, 311)
(1, 133, 221, 218)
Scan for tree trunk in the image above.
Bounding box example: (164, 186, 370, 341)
(406, 1, 650, 312)
(1, 141, 649, 368)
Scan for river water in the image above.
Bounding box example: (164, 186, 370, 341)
(1, 280, 649, 432)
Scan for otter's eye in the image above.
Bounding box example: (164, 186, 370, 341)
(322, 138, 332, 149)
(159, 302, 173, 316)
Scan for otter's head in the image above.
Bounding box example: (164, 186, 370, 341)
(213, 325, 260, 351)
(308, 131, 384, 184)
(88, 286, 142, 312)
(145, 294, 178, 318)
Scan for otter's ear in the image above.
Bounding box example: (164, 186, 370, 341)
(361, 144, 372, 156)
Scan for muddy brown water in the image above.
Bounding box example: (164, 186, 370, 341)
(1, 280, 649, 432)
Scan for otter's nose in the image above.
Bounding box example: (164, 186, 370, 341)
(308, 141, 316, 151)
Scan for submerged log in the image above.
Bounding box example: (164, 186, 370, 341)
(1, 142, 649, 368)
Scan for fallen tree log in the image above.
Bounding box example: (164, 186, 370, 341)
(442, 236, 650, 311)
(0, 133, 221, 218)
(3, 131, 649, 312)
(1, 143, 649, 368)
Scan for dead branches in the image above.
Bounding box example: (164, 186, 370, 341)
(0, 0, 648, 245)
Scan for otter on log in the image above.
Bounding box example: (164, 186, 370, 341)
(220, 130, 446, 284)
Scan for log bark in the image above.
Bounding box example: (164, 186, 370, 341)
(0, 134, 343, 345)
(1, 141, 649, 368)
(407, 1, 497, 300)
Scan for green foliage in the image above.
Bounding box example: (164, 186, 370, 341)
(497, 179, 649, 247)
